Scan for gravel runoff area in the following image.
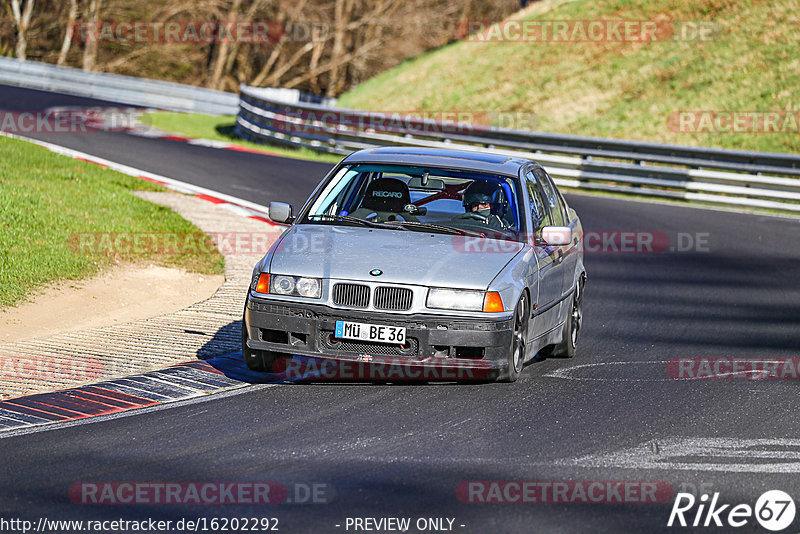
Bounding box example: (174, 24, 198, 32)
(0, 192, 281, 399)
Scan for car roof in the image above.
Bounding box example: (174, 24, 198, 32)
(342, 147, 536, 176)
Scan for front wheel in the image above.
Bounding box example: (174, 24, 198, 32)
(242, 312, 277, 372)
(500, 294, 530, 382)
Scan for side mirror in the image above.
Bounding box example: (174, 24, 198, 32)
(268, 202, 293, 224)
(536, 226, 571, 246)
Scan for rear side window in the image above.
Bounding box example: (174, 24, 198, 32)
(547, 170, 571, 223)
(535, 168, 567, 226)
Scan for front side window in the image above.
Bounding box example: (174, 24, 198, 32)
(535, 168, 566, 227)
(525, 168, 549, 230)
(302, 164, 525, 239)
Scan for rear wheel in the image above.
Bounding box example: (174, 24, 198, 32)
(550, 278, 584, 358)
(500, 294, 530, 382)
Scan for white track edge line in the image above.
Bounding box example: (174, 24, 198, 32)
(0, 130, 273, 218)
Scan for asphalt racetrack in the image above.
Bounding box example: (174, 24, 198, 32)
(2, 85, 800, 533)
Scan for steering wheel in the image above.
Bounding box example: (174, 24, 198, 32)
(455, 212, 489, 223)
(366, 211, 409, 223)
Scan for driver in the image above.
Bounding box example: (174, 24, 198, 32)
(459, 180, 509, 229)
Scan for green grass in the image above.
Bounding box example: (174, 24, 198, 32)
(139, 112, 341, 164)
(0, 135, 224, 308)
(338, 0, 800, 154)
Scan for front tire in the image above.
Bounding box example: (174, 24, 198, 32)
(242, 311, 276, 372)
(500, 294, 530, 382)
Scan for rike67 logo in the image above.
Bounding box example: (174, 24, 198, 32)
(668, 490, 796, 531)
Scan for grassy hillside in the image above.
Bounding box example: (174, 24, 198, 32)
(338, 0, 799, 154)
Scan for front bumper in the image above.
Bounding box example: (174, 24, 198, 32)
(244, 294, 513, 380)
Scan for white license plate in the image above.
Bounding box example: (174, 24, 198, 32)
(335, 320, 406, 344)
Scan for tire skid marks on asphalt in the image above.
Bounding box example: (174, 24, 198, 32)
(547, 359, 800, 382)
(0, 361, 244, 434)
(558, 437, 800, 473)
(544, 360, 673, 382)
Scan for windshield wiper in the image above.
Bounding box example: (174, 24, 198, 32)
(383, 221, 486, 238)
(306, 214, 406, 230)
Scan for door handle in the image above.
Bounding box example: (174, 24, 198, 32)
(555, 249, 564, 264)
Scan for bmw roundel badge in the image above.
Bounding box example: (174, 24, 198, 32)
(369, 269, 383, 276)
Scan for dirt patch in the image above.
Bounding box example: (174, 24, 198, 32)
(0, 263, 224, 343)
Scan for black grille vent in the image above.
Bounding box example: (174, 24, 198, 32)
(374, 286, 413, 311)
(332, 283, 370, 308)
(320, 331, 418, 356)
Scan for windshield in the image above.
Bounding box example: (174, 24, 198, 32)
(302, 164, 525, 239)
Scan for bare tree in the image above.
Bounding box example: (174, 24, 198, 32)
(10, 0, 36, 60)
(325, 0, 347, 98)
(81, 0, 102, 71)
(247, 0, 403, 94)
(218, 0, 272, 88)
(207, 0, 242, 89)
(1, 0, 518, 95)
(252, 41, 314, 87)
(281, 39, 380, 90)
(57, 0, 79, 66)
(306, 32, 326, 94)
(249, 0, 316, 88)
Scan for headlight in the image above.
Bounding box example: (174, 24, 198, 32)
(427, 288, 484, 311)
(427, 288, 505, 313)
(295, 277, 322, 298)
(266, 274, 322, 298)
(272, 275, 296, 295)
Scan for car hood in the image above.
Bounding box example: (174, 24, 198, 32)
(269, 224, 524, 289)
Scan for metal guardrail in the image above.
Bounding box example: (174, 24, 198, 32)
(242, 85, 337, 108)
(0, 57, 239, 115)
(236, 85, 800, 213)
